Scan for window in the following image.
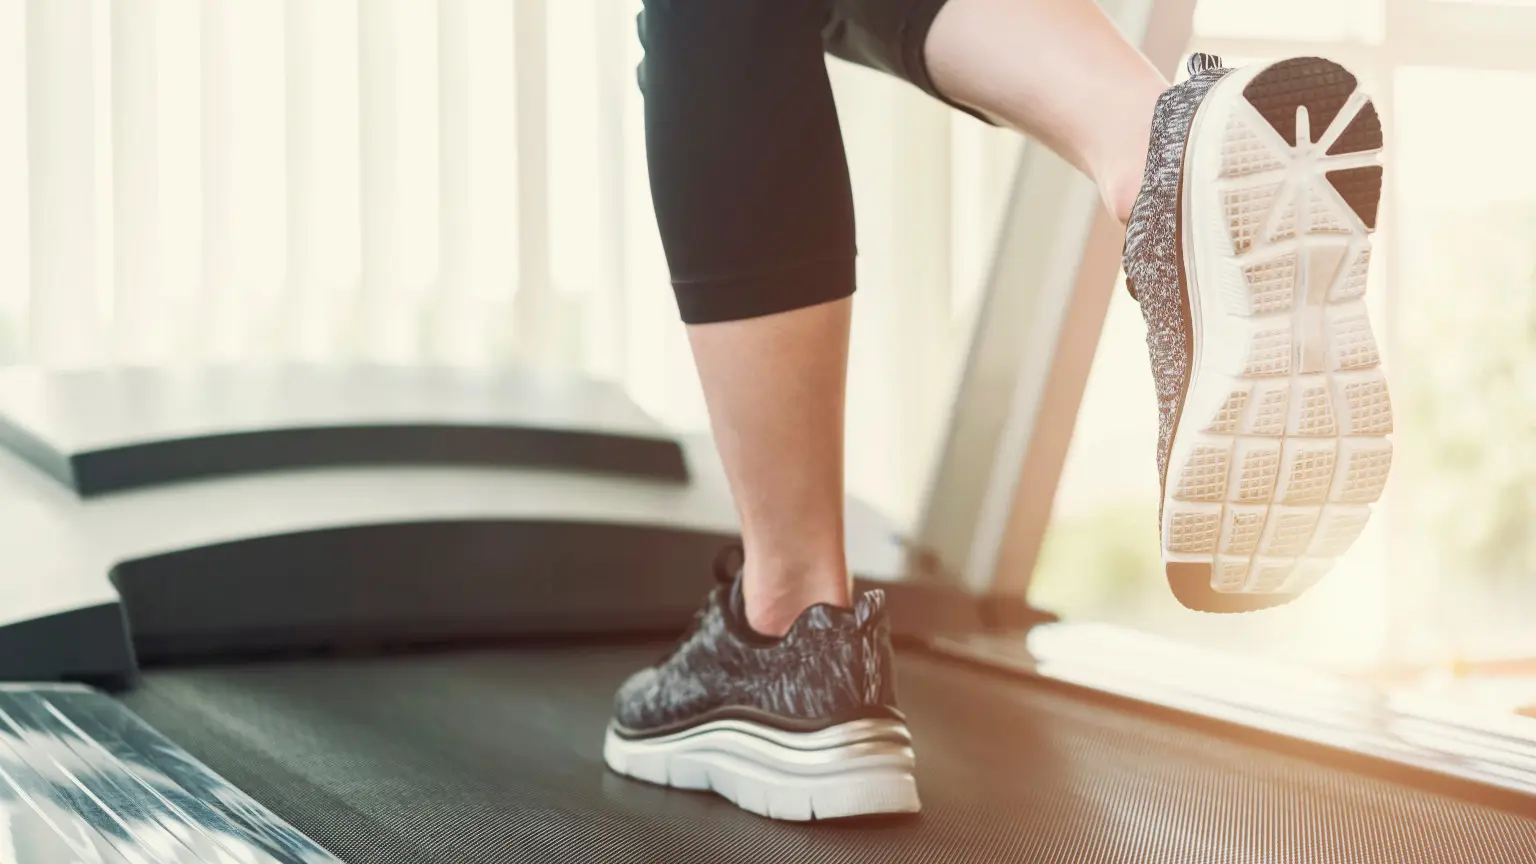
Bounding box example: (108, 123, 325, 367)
(1392, 66, 1536, 660)
(1031, 2, 1536, 716)
(1194, 0, 1384, 43)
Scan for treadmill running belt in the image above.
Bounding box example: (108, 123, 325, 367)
(122, 645, 1536, 864)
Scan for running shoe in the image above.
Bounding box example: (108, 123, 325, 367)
(604, 549, 920, 820)
(1123, 54, 1391, 612)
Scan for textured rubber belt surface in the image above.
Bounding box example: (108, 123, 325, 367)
(122, 646, 1536, 864)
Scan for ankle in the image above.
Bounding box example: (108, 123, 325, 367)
(1098, 84, 1164, 225)
(1100, 169, 1144, 225)
(1096, 122, 1155, 224)
(741, 558, 851, 637)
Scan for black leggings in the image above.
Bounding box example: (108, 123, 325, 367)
(639, 0, 965, 324)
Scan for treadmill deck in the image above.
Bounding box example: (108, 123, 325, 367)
(0, 684, 337, 863)
(122, 645, 1536, 864)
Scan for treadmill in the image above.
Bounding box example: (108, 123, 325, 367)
(4, 4, 1535, 858)
(0, 364, 1534, 864)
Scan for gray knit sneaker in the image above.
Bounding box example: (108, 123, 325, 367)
(604, 548, 919, 821)
(1123, 55, 1392, 613)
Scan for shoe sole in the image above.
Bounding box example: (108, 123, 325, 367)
(1165, 57, 1390, 613)
(603, 717, 921, 821)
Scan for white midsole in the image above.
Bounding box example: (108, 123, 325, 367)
(1180, 63, 1270, 443)
(603, 717, 920, 821)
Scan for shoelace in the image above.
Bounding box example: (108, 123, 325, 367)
(657, 544, 744, 663)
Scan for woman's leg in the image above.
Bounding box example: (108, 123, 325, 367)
(639, 0, 856, 636)
(640, 0, 1165, 636)
(827, 0, 1167, 222)
(923, 0, 1168, 221)
(609, 3, 921, 820)
(828, 1, 1389, 611)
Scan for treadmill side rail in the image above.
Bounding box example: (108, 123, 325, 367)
(0, 685, 340, 863)
(931, 624, 1536, 813)
(0, 365, 690, 496)
(0, 604, 136, 687)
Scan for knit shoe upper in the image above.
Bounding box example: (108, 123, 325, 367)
(1122, 54, 1233, 496)
(612, 560, 899, 734)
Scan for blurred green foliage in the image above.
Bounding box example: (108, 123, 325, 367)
(1398, 212, 1536, 586)
(1031, 501, 1161, 619)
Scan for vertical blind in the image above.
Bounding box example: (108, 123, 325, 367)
(0, 0, 1020, 524)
